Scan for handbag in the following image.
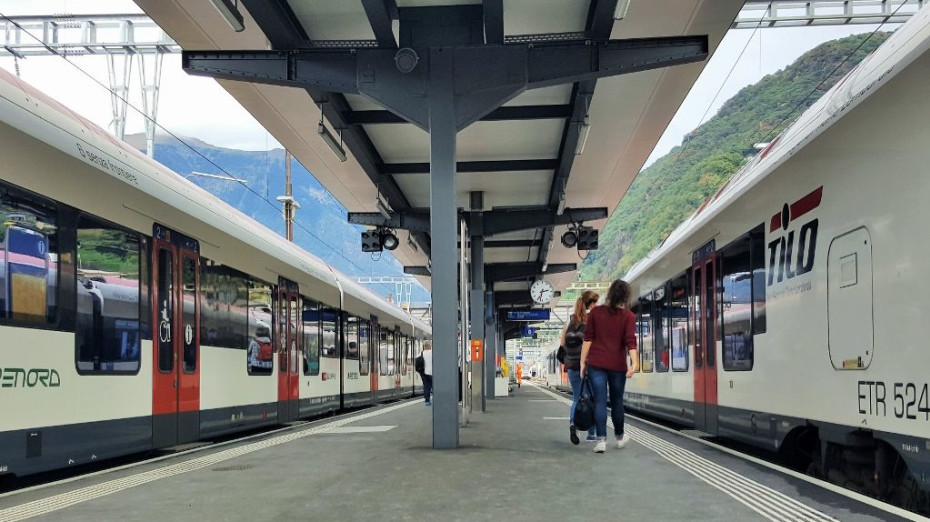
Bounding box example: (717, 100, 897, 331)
(556, 345, 566, 365)
(573, 376, 595, 431)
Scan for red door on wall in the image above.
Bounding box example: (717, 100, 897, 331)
(276, 278, 301, 423)
(692, 254, 718, 436)
(152, 224, 201, 448)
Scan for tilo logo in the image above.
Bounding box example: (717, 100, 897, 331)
(1, 368, 61, 388)
(767, 186, 822, 286)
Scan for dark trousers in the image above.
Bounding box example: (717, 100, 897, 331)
(422, 374, 433, 403)
(588, 367, 628, 439)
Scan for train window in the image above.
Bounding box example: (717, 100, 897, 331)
(248, 279, 274, 375)
(321, 307, 338, 358)
(358, 320, 370, 376)
(0, 185, 59, 325)
(199, 261, 248, 350)
(669, 274, 690, 372)
(345, 316, 359, 360)
(379, 329, 391, 376)
(400, 335, 408, 376)
(639, 295, 654, 372)
(720, 234, 754, 371)
(302, 299, 320, 375)
(156, 248, 173, 373)
(750, 225, 767, 335)
(655, 287, 670, 372)
(181, 256, 197, 373)
(75, 215, 140, 373)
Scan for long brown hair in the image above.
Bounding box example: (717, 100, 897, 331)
(605, 279, 631, 314)
(572, 290, 600, 325)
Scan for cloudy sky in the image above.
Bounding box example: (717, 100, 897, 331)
(0, 1, 899, 159)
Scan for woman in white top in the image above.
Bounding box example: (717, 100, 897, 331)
(421, 342, 433, 406)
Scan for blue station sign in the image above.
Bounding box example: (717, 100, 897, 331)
(506, 309, 550, 321)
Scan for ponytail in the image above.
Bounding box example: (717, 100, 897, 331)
(572, 290, 600, 325)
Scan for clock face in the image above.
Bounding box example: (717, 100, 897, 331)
(530, 280, 555, 304)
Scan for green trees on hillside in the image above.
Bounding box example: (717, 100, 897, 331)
(579, 32, 890, 281)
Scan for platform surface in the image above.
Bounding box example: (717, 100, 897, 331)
(0, 383, 915, 522)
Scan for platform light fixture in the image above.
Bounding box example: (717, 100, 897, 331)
(560, 228, 578, 248)
(380, 229, 399, 251)
(376, 196, 392, 220)
(614, 0, 632, 20)
(318, 122, 347, 162)
(574, 116, 591, 155)
(576, 225, 599, 251)
(210, 0, 245, 32)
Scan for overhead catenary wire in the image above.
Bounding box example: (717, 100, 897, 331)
(0, 12, 401, 298)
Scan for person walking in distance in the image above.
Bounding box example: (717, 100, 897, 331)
(420, 342, 433, 406)
(563, 290, 599, 445)
(580, 280, 639, 454)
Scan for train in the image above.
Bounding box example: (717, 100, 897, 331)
(0, 62, 430, 480)
(548, 7, 930, 511)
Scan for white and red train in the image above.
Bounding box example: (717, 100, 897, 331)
(0, 65, 429, 479)
(548, 7, 930, 509)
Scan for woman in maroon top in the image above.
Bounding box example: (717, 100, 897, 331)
(580, 279, 639, 453)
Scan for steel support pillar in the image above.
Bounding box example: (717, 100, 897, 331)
(429, 48, 459, 449)
(485, 291, 496, 400)
(469, 192, 485, 412)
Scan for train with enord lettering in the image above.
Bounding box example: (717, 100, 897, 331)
(549, 7, 930, 513)
(0, 63, 429, 480)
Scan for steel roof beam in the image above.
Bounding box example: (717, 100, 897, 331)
(342, 104, 573, 125)
(482, 207, 607, 236)
(486, 262, 576, 284)
(483, 0, 504, 45)
(348, 211, 431, 233)
(361, 0, 399, 49)
(350, 207, 605, 236)
(537, 0, 620, 270)
(238, 0, 430, 257)
(182, 37, 707, 95)
(485, 239, 542, 248)
(383, 159, 558, 175)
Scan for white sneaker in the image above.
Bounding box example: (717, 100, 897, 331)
(616, 436, 629, 449)
(593, 440, 606, 453)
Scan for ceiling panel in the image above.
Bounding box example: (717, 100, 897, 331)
(286, 0, 375, 40)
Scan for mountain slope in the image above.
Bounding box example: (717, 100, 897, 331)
(579, 32, 890, 281)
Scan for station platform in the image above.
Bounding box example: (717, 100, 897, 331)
(0, 384, 917, 522)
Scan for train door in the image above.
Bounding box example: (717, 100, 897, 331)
(152, 224, 201, 448)
(691, 254, 719, 435)
(370, 324, 379, 402)
(277, 278, 301, 423)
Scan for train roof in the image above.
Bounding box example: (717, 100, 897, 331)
(0, 66, 430, 336)
(625, 7, 930, 284)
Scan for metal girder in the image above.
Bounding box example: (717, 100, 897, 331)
(404, 266, 431, 276)
(525, 36, 709, 89)
(238, 0, 430, 257)
(342, 104, 572, 125)
(382, 159, 558, 175)
(482, 207, 607, 236)
(538, 0, 617, 271)
(347, 211, 431, 233)
(182, 35, 708, 127)
(483, 0, 504, 45)
(361, 0, 399, 48)
(486, 262, 576, 284)
(494, 290, 535, 307)
(485, 239, 542, 248)
(239, 0, 309, 48)
(588, 0, 620, 41)
(736, 0, 923, 28)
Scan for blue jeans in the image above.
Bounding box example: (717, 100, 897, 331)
(422, 374, 433, 403)
(567, 369, 595, 437)
(588, 367, 627, 439)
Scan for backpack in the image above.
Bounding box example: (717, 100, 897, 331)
(257, 339, 273, 361)
(415, 354, 425, 374)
